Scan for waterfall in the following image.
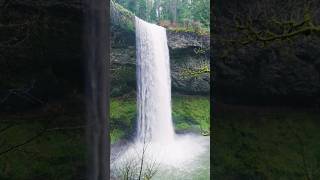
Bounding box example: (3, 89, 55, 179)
(135, 17, 175, 143)
(111, 17, 209, 178)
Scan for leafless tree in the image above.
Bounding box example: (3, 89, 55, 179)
(113, 138, 159, 180)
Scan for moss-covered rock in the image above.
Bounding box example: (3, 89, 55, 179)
(111, 0, 135, 32)
(167, 30, 210, 49)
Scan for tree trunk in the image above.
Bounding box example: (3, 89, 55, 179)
(170, 0, 177, 26)
(85, 0, 110, 179)
(128, 0, 136, 13)
(154, 0, 160, 22)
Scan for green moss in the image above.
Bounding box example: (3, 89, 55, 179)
(110, 97, 136, 144)
(110, 95, 210, 143)
(110, 129, 125, 144)
(172, 96, 210, 134)
(214, 108, 320, 179)
(111, 66, 136, 96)
(110, 97, 136, 126)
(111, 0, 135, 32)
(175, 122, 191, 131)
(0, 121, 85, 179)
(169, 27, 210, 36)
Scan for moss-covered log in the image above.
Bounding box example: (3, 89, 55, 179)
(111, 0, 135, 32)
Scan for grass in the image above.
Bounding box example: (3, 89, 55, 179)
(172, 96, 210, 133)
(213, 105, 320, 179)
(110, 95, 210, 144)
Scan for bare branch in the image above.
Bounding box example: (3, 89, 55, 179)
(0, 125, 86, 156)
(0, 129, 46, 156)
(218, 0, 320, 46)
(0, 124, 14, 135)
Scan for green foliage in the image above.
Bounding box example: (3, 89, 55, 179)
(172, 96, 210, 134)
(188, 0, 210, 27)
(114, 0, 210, 29)
(110, 97, 137, 143)
(110, 129, 125, 144)
(111, 66, 136, 97)
(214, 108, 320, 179)
(169, 26, 209, 35)
(110, 95, 210, 143)
(180, 65, 210, 79)
(111, 0, 135, 31)
(137, 0, 148, 20)
(1, 96, 210, 177)
(0, 122, 85, 179)
(110, 98, 136, 125)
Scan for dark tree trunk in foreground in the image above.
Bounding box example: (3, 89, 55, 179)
(85, 0, 110, 179)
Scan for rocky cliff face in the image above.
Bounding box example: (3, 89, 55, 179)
(167, 31, 210, 49)
(110, 0, 210, 96)
(110, 27, 210, 96)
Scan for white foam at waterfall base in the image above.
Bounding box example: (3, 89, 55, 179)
(111, 17, 209, 178)
(112, 134, 209, 168)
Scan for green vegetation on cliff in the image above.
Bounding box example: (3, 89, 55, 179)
(111, 0, 135, 31)
(115, 0, 209, 28)
(110, 95, 210, 144)
(111, 0, 210, 35)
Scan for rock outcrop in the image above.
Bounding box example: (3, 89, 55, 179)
(110, 32, 210, 95)
(110, 1, 210, 96)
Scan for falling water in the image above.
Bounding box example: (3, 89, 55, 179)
(111, 16, 210, 179)
(135, 16, 174, 143)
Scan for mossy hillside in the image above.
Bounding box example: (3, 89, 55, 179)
(110, 97, 136, 143)
(214, 107, 320, 179)
(172, 96, 210, 133)
(0, 120, 85, 180)
(110, 95, 210, 144)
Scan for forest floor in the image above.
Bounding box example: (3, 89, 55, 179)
(213, 103, 320, 179)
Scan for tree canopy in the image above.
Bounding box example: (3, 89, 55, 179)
(114, 0, 210, 29)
